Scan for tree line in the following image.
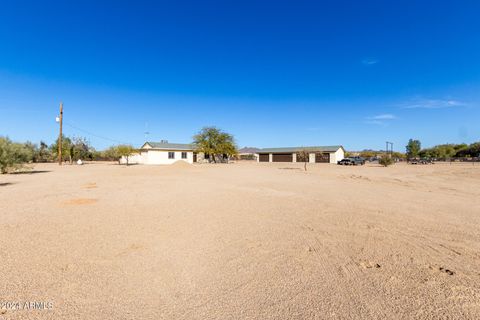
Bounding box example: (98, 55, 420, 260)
(351, 140, 480, 161)
(406, 139, 480, 159)
(1, 126, 238, 173)
(0, 135, 137, 173)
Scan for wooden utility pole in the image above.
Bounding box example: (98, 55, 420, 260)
(58, 102, 63, 165)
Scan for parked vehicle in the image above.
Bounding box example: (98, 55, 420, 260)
(338, 158, 354, 165)
(420, 158, 434, 164)
(409, 158, 419, 164)
(409, 158, 434, 164)
(350, 157, 366, 165)
(337, 157, 365, 165)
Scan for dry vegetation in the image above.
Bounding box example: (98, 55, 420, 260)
(1, 162, 479, 319)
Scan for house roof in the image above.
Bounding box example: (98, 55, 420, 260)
(258, 145, 344, 153)
(141, 142, 195, 150)
(238, 147, 260, 154)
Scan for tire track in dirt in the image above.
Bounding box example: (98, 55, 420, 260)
(299, 223, 396, 320)
(333, 220, 398, 320)
(388, 226, 480, 282)
(364, 222, 480, 318)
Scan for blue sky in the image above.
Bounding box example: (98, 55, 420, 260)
(1, 0, 479, 151)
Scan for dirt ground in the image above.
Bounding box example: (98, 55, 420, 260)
(1, 161, 479, 319)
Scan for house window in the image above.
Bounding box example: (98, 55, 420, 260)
(168, 152, 175, 159)
(181, 152, 187, 159)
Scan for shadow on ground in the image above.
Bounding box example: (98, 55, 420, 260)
(10, 170, 51, 175)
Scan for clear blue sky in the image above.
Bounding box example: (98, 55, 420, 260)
(1, 0, 479, 151)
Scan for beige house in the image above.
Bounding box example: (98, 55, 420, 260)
(121, 141, 203, 165)
(256, 146, 345, 164)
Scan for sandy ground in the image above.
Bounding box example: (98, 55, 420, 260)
(1, 161, 479, 319)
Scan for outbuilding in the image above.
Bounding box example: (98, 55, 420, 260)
(256, 146, 345, 164)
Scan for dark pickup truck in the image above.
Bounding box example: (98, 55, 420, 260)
(337, 157, 366, 166)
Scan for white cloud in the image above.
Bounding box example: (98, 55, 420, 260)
(364, 113, 397, 126)
(401, 98, 466, 109)
(369, 114, 396, 120)
(362, 58, 379, 65)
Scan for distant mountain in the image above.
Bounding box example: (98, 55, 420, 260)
(238, 147, 260, 154)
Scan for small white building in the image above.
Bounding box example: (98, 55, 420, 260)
(121, 141, 202, 165)
(256, 146, 345, 164)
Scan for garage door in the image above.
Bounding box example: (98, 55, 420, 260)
(272, 153, 293, 162)
(296, 152, 309, 162)
(259, 154, 269, 162)
(315, 152, 330, 163)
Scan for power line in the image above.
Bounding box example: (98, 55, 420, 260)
(63, 121, 131, 145)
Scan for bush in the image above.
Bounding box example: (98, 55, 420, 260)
(379, 155, 394, 167)
(0, 137, 33, 173)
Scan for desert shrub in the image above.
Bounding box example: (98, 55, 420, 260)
(379, 154, 394, 167)
(0, 137, 33, 173)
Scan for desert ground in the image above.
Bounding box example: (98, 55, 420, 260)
(1, 161, 479, 319)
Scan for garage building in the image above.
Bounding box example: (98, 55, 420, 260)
(256, 146, 345, 164)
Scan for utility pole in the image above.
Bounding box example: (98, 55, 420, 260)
(58, 102, 63, 165)
(386, 141, 393, 157)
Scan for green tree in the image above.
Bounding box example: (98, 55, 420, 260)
(71, 137, 93, 161)
(193, 127, 237, 163)
(50, 135, 73, 163)
(468, 142, 480, 157)
(116, 145, 136, 165)
(22, 141, 37, 162)
(406, 139, 421, 159)
(456, 142, 480, 158)
(436, 144, 456, 159)
(105, 145, 136, 165)
(37, 141, 52, 162)
(454, 143, 469, 156)
(103, 146, 119, 162)
(0, 137, 33, 173)
(90, 150, 103, 161)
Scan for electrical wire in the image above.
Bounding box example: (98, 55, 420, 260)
(63, 121, 132, 145)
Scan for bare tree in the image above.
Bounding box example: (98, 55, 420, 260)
(297, 149, 310, 171)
